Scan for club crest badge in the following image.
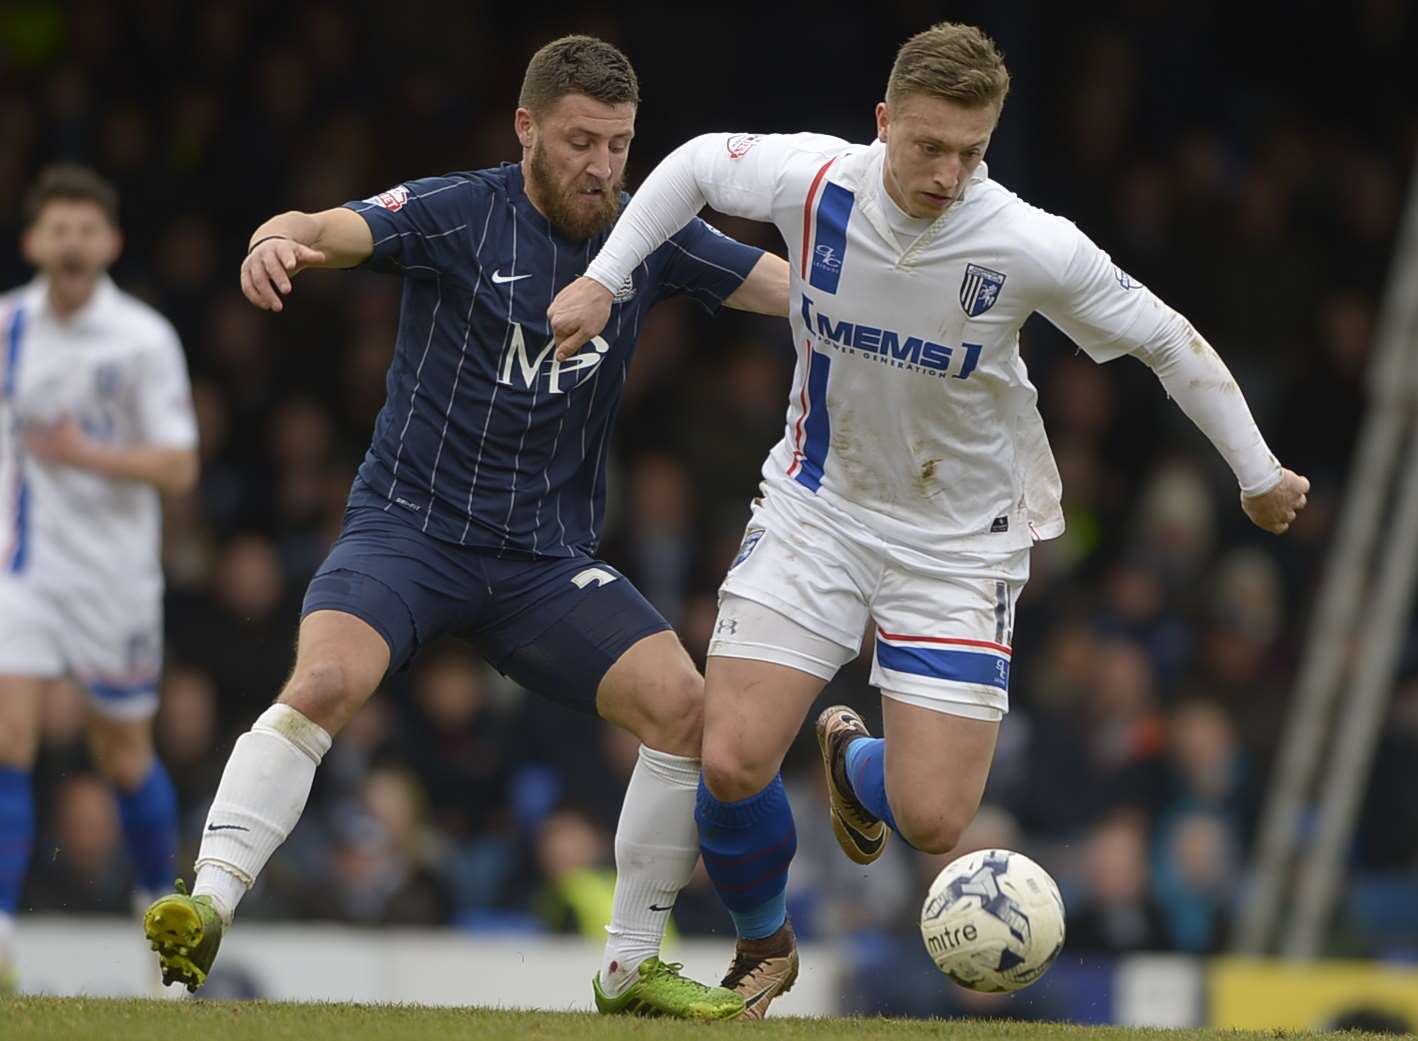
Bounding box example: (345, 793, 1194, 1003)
(730, 528, 765, 570)
(959, 263, 1006, 318)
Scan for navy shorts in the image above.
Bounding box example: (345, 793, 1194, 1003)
(301, 506, 671, 713)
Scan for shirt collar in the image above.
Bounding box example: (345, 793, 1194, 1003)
(28, 273, 117, 330)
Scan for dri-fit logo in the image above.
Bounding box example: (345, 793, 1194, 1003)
(498, 323, 610, 394)
(800, 294, 982, 380)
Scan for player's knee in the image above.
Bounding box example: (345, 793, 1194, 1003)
(280, 658, 365, 734)
(701, 735, 774, 803)
(894, 799, 973, 855)
(83, 717, 154, 790)
(0, 726, 37, 768)
(637, 669, 704, 757)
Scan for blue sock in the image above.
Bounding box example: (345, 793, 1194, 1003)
(114, 761, 178, 893)
(0, 768, 33, 914)
(844, 737, 902, 834)
(695, 775, 796, 940)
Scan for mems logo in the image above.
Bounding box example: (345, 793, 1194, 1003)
(801, 294, 982, 381)
(498, 323, 610, 394)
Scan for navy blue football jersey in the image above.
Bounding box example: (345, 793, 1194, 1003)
(342, 164, 762, 557)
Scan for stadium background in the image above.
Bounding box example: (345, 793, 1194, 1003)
(3, 0, 1417, 1022)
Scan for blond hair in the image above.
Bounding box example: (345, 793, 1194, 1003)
(886, 22, 1010, 111)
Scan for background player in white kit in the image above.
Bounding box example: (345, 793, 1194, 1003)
(549, 22, 1310, 1016)
(0, 165, 198, 991)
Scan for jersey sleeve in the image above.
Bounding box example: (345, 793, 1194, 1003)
(649, 217, 764, 315)
(585, 132, 847, 292)
(1034, 218, 1186, 363)
(135, 323, 197, 449)
(342, 175, 481, 280)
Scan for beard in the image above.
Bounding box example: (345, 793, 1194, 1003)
(527, 143, 623, 241)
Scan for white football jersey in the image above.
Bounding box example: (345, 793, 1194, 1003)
(0, 276, 196, 593)
(594, 133, 1197, 563)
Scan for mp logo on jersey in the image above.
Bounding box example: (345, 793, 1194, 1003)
(960, 263, 1007, 317)
(498, 322, 610, 394)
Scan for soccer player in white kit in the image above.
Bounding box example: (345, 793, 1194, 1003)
(0, 165, 198, 992)
(550, 22, 1310, 1016)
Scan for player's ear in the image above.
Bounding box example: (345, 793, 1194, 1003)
(19, 225, 38, 267)
(514, 107, 536, 150)
(875, 101, 890, 143)
(103, 224, 124, 268)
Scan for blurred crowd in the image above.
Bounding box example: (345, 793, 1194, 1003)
(4, 0, 1418, 1014)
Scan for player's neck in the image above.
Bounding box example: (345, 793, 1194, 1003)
(519, 159, 552, 223)
(43, 275, 101, 320)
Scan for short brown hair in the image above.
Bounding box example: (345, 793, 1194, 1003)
(518, 35, 640, 116)
(23, 163, 120, 226)
(886, 22, 1010, 111)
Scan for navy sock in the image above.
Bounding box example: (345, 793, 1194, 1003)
(115, 760, 178, 893)
(0, 768, 33, 913)
(695, 775, 796, 940)
(844, 737, 901, 833)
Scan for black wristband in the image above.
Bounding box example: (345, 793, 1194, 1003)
(247, 234, 291, 255)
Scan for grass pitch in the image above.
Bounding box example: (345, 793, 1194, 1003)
(1, 999, 1405, 1041)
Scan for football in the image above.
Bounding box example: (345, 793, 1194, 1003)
(919, 848, 1066, 992)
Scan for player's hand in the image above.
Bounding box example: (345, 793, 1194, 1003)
(24, 417, 98, 470)
(1241, 468, 1310, 534)
(548, 276, 614, 360)
(240, 237, 327, 312)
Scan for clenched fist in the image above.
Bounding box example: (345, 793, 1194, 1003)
(1242, 468, 1310, 534)
(548, 276, 613, 361)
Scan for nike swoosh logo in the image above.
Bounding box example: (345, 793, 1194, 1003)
(491, 270, 532, 284)
(743, 985, 776, 1010)
(838, 812, 884, 855)
(206, 823, 250, 832)
(649, 903, 674, 912)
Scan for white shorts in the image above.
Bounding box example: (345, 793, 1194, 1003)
(0, 573, 163, 719)
(709, 490, 1027, 721)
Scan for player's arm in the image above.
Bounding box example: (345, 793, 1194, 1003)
(724, 253, 790, 316)
(1038, 227, 1308, 534)
(1131, 328, 1308, 533)
(240, 207, 373, 312)
(25, 423, 198, 495)
(551, 132, 788, 358)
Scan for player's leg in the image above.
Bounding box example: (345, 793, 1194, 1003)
(880, 697, 998, 852)
(0, 578, 65, 993)
(693, 508, 873, 1018)
(0, 676, 44, 993)
(84, 711, 178, 904)
(147, 509, 446, 990)
(819, 548, 1022, 856)
(61, 595, 179, 911)
(488, 567, 740, 1019)
(697, 598, 853, 1019)
(191, 608, 389, 921)
(145, 608, 389, 991)
(593, 630, 703, 983)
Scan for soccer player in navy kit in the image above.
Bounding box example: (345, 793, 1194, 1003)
(143, 36, 788, 1019)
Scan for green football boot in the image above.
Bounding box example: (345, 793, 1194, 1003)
(143, 879, 225, 992)
(593, 956, 745, 1020)
(0, 958, 17, 997)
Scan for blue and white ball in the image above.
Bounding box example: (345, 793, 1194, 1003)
(920, 849, 1066, 992)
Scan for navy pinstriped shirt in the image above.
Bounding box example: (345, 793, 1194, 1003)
(342, 163, 762, 558)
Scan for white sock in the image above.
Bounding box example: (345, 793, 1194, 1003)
(599, 745, 702, 997)
(0, 911, 14, 961)
(192, 704, 331, 925)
